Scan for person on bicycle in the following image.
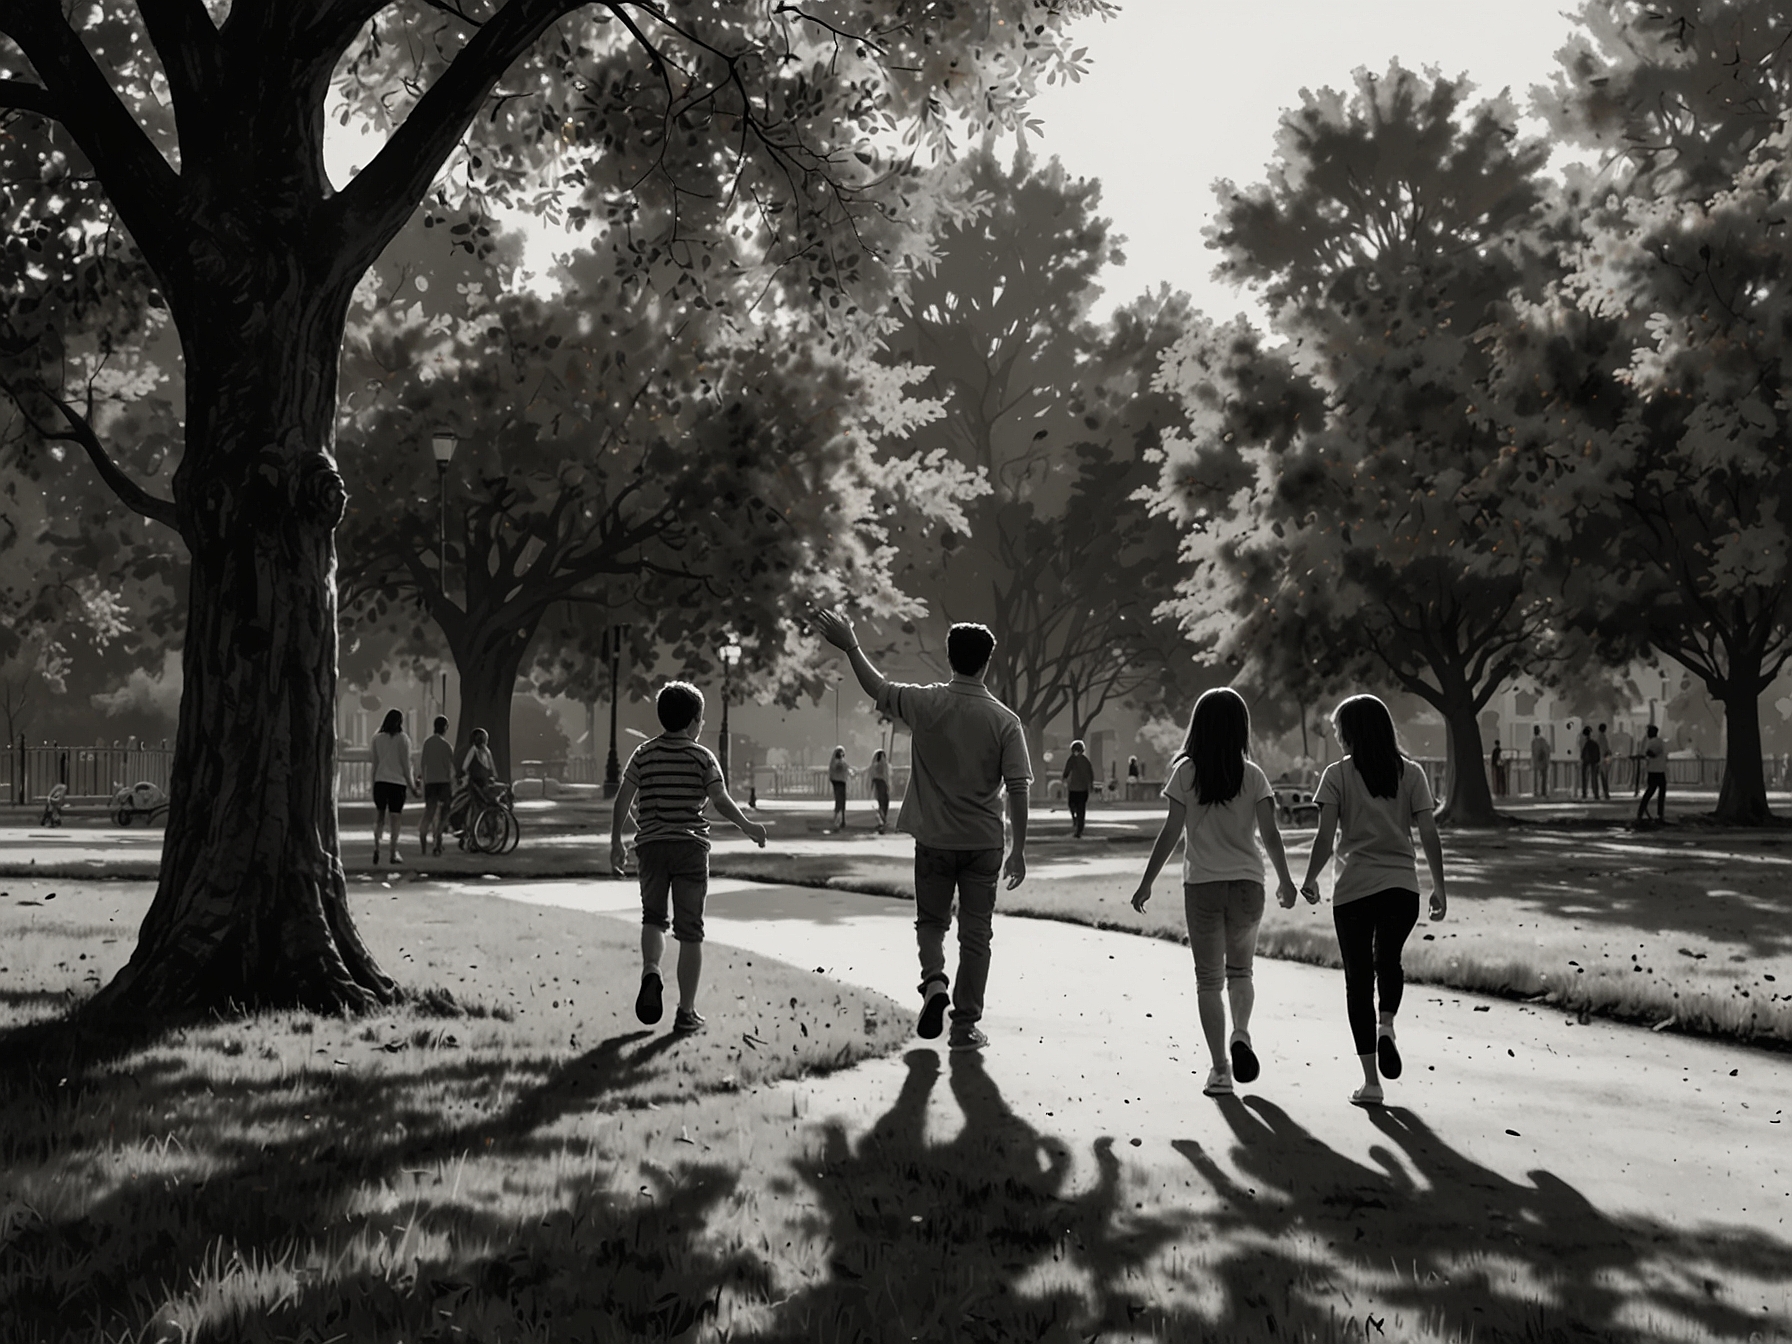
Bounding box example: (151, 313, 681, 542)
(461, 728, 498, 803)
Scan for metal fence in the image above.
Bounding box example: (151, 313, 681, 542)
(3, 738, 176, 805)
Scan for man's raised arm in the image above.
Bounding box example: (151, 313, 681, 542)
(812, 608, 887, 702)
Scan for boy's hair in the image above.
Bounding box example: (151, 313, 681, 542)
(433, 715, 449, 734)
(1333, 694, 1403, 799)
(657, 681, 705, 732)
(1599, 722, 1608, 731)
(1645, 723, 1659, 737)
(1070, 739, 1086, 753)
(947, 623, 996, 676)
(469, 727, 488, 745)
(1173, 687, 1250, 805)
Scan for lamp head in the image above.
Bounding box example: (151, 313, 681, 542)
(430, 430, 459, 464)
(720, 642, 742, 667)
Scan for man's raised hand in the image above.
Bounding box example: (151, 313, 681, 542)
(812, 607, 858, 652)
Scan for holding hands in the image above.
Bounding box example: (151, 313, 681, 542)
(1276, 879, 1299, 909)
(1299, 880, 1322, 905)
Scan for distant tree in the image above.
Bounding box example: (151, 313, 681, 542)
(1501, 0, 1792, 823)
(334, 236, 961, 779)
(880, 147, 1194, 775)
(0, 0, 1101, 1014)
(1153, 65, 1557, 825)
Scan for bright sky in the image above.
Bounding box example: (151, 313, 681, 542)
(1019, 0, 1589, 322)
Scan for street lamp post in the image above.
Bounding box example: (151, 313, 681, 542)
(430, 431, 458, 601)
(603, 623, 632, 798)
(719, 640, 742, 790)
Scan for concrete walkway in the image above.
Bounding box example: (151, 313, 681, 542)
(476, 875, 1792, 1332)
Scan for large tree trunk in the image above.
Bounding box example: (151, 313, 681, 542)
(94, 281, 396, 1016)
(1713, 656, 1773, 825)
(1431, 687, 1499, 827)
(450, 622, 537, 782)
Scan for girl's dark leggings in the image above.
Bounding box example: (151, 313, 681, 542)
(1332, 888, 1420, 1055)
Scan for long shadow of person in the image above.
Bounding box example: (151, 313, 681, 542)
(1170, 1096, 1792, 1340)
(753, 1049, 1190, 1343)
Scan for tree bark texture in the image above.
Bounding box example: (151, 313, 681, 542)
(95, 277, 396, 1016)
(1713, 653, 1773, 825)
(1433, 693, 1498, 827)
(449, 620, 538, 782)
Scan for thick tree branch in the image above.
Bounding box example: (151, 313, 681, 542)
(136, 0, 220, 118)
(15, 383, 181, 530)
(1, 3, 186, 276)
(0, 77, 58, 118)
(330, 0, 583, 273)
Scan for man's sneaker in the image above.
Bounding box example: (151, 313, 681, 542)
(634, 971, 664, 1025)
(1203, 1066, 1234, 1097)
(917, 983, 950, 1040)
(947, 1025, 989, 1053)
(673, 1007, 707, 1034)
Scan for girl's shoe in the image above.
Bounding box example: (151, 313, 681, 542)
(673, 1007, 707, 1034)
(1202, 1066, 1234, 1097)
(1229, 1031, 1261, 1085)
(1377, 1029, 1402, 1079)
(1349, 1084, 1384, 1108)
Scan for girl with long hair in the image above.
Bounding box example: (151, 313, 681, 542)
(1131, 688, 1300, 1097)
(369, 708, 417, 866)
(1299, 694, 1448, 1107)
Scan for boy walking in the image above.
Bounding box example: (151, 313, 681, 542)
(418, 716, 456, 856)
(813, 607, 1031, 1053)
(610, 681, 767, 1033)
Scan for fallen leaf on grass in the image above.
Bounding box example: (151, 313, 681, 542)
(1652, 1016, 1676, 1032)
(1473, 1006, 1490, 1012)
(1506, 1129, 1521, 1136)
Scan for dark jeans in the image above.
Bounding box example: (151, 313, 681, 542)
(1067, 790, 1089, 835)
(913, 843, 1001, 1027)
(1332, 887, 1420, 1055)
(831, 780, 847, 819)
(1638, 773, 1667, 819)
(1579, 761, 1600, 797)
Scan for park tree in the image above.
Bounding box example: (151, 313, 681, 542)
(0, 0, 1104, 1015)
(879, 146, 1194, 775)
(1153, 64, 1557, 824)
(334, 231, 961, 778)
(1501, 0, 1792, 824)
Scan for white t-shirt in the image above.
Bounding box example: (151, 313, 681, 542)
(1160, 758, 1275, 885)
(1643, 737, 1668, 774)
(1314, 757, 1434, 906)
(371, 732, 414, 787)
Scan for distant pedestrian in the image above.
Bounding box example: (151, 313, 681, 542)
(828, 745, 852, 831)
(814, 606, 1030, 1054)
(1596, 723, 1613, 799)
(1130, 688, 1301, 1097)
(1062, 739, 1097, 838)
(418, 715, 455, 856)
(1529, 726, 1551, 799)
(611, 681, 767, 1035)
(1636, 723, 1668, 825)
(1299, 694, 1448, 1109)
(869, 749, 893, 833)
(1490, 741, 1507, 797)
(1127, 754, 1142, 802)
(1578, 726, 1600, 800)
(370, 709, 416, 866)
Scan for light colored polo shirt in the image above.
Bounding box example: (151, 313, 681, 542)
(875, 676, 1031, 850)
(420, 734, 456, 785)
(370, 731, 414, 786)
(1643, 737, 1667, 775)
(1314, 756, 1434, 906)
(1161, 757, 1275, 885)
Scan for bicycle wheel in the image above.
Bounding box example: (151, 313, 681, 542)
(471, 805, 504, 853)
(498, 808, 520, 854)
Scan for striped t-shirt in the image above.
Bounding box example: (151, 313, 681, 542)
(623, 734, 724, 848)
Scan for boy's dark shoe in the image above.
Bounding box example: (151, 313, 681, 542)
(635, 971, 664, 1025)
(947, 1024, 989, 1053)
(673, 1007, 707, 1034)
(917, 981, 950, 1039)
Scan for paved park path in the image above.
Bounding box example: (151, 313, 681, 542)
(480, 874, 1792, 1335)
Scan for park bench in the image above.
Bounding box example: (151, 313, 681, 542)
(1271, 781, 1320, 827)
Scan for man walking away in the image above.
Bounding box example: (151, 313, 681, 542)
(1596, 723, 1613, 800)
(1578, 726, 1600, 800)
(419, 716, 455, 856)
(1637, 724, 1669, 826)
(813, 608, 1031, 1053)
(1529, 726, 1551, 799)
(1063, 739, 1096, 838)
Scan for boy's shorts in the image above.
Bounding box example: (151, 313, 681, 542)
(638, 838, 709, 942)
(423, 782, 453, 806)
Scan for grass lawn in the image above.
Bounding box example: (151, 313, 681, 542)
(2, 878, 1789, 1342)
(717, 825, 1792, 1051)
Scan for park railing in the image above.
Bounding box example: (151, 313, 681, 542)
(747, 764, 912, 799)
(4, 738, 176, 805)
